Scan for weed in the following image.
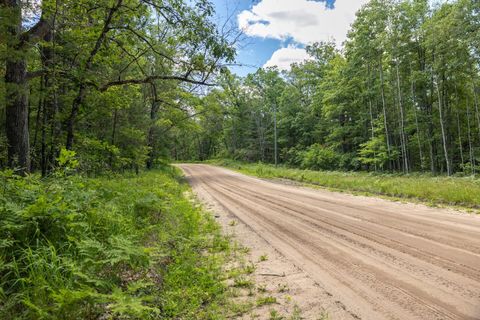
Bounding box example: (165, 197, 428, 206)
(234, 277, 254, 288)
(0, 167, 232, 319)
(269, 309, 285, 320)
(317, 309, 330, 320)
(289, 305, 303, 320)
(228, 301, 254, 317)
(257, 284, 268, 293)
(257, 296, 278, 306)
(244, 263, 256, 274)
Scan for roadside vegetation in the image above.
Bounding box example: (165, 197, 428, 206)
(209, 159, 480, 210)
(0, 158, 234, 319)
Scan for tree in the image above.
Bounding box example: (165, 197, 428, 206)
(1, 0, 51, 174)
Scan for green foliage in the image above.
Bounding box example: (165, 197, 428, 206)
(2, 0, 236, 175)
(177, 0, 480, 177)
(358, 133, 395, 170)
(0, 167, 231, 319)
(299, 144, 339, 171)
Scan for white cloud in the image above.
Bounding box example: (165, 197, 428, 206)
(243, 0, 448, 71)
(238, 0, 369, 70)
(238, 0, 369, 46)
(263, 46, 313, 70)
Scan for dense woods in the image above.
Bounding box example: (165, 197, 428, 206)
(0, 1, 239, 318)
(0, 0, 235, 176)
(1, 0, 479, 177)
(176, 0, 480, 176)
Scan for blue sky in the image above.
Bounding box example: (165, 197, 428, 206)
(212, 0, 446, 76)
(211, 0, 367, 76)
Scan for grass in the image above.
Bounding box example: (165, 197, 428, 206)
(256, 296, 277, 306)
(208, 159, 480, 211)
(0, 166, 234, 319)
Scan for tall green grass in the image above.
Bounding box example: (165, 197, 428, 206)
(209, 159, 480, 210)
(0, 167, 230, 319)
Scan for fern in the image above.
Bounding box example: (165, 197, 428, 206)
(0, 167, 231, 319)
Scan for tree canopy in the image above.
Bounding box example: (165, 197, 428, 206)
(1, 0, 479, 176)
(174, 0, 480, 176)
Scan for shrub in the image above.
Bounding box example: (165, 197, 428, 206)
(300, 144, 339, 171)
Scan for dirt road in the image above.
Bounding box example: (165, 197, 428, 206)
(179, 164, 480, 320)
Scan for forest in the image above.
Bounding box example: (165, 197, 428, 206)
(176, 0, 480, 176)
(1, 0, 479, 319)
(1, 0, 235, 176)
(1, 0, 479, 176)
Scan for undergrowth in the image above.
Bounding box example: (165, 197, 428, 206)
(208, 159, 480, 210)
(0, 166, 231, 319)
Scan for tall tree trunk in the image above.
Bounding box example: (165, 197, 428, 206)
(367, 64, 377, 171)
(368, 98, 377, 172)
(379, 58, 391, 169)
(109, 108, 118, 169)
(3, 1, 51, 174)
(5, 59, 30, 174)
(466, 100, 476, 175)
(273, 102, 278, 166)
(428, 73, 436, 174)
(411, 75, 424, 170)
(66, 85, 86, 150)
(32, 78, 44, 155)
(41, 28, 58, 175)
(4, 2, 29, 174)
(41, 92, 48, 177)
(456, 110, 464, 167)
(146, 84, 160, 169)
(395, 61, 408, 173)
(435, 75, 451, 176)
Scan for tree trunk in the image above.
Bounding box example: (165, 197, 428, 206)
(273, 103, 278, 166)
(66, 85, 86, 150)
(456, 110, 464, 167)
(5, 59, 30, 174)
(466, 100, 476, 175)
(4, 1, 29, 174)
(411, 75, 424, 170)
(379, 59, 391, 169)
(435, 75, 451, 175)
(396, 61, 408, 173)
(109, 108, 119, 169)
(146, 84, 160, 169)
(32, 77, 44, 156)
(41, 28, 59, 175)
(3, 1, 51, 174)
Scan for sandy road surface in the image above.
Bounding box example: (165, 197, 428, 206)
(178, 164, 480, 320)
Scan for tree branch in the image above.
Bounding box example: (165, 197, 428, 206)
(19, 18, 51, 48)
(99, 75, 215, 91)
(26, 70, 47, 80)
